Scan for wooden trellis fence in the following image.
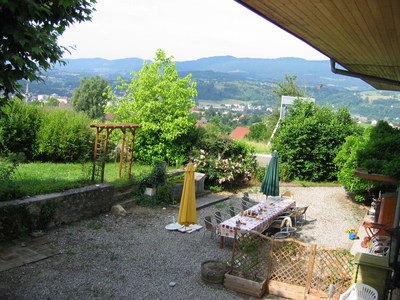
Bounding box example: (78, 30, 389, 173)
(225, 230, 354, 299)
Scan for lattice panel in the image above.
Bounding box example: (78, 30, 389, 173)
(270, 240, 312, 286)
(231, 230, 271, 282)
(230, 230, 354, 299)
(310, 248, 354, 298)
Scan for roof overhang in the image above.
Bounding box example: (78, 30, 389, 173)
(235, 0, 400, 91)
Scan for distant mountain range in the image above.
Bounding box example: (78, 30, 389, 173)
(51, 56, 371, 91)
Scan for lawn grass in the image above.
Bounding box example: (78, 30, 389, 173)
(14, 162, 154, 197)
(244, 139, 271, 154)
(12, 160, 341, 199)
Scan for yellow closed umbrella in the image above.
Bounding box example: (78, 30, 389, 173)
(178, 162, 197, 226)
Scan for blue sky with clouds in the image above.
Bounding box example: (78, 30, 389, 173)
(59, 0, 328, 61)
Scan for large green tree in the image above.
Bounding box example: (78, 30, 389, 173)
(105, 49, 198, 163)
(71, 75, 109, 119)
(273, 74, 305, 99)
(0, 0, 96, 109)
(273, 100, 362, 182)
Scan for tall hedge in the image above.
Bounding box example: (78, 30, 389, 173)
(34, 108, 94, 162)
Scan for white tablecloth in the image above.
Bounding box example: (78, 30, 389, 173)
(216, 197, 296, 238)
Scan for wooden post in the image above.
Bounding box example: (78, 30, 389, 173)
(304, 244, 317, 299)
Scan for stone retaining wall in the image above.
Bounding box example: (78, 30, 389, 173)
(0, 183, 115, 241)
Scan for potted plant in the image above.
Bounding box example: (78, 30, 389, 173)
(142, 160, 167, 196)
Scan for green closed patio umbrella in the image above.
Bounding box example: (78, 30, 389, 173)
(260, 150, 279, 197)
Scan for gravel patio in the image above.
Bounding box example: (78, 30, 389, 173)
(0, 185, 367, 300)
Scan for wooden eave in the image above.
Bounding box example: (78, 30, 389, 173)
(90, 123, 142, 129)
(353, 168, 397, 183)
(235, 0, 400, 91)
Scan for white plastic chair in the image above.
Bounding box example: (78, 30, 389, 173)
(339, 283, 378, 300)
(370, 235, 390, 247)
(368, 245, 390, 256)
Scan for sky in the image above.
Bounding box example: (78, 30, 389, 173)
(58, 0, 328, 62)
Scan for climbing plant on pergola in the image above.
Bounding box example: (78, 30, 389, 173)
(90, 123, 141, 183)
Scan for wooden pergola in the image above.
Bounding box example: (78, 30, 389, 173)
(90, 123, 141, 183)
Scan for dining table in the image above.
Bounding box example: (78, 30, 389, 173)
(216, 196, 296, 248)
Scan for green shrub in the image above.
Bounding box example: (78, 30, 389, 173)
(334, 121, 399, 201)
(0, 99, 42, 160)
(134, 160, 175, 207)
(0, 159, 23, 201)
(35, 108, 94, 162)
(193, 142, 257, 190)
(273, 101, 362, 182)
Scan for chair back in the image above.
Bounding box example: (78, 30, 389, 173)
(339, 283, 378, 300)
(274, 226, 297, 239)
(281, 191, 293, 198)
(241, 198, 253, 211)
(270, 216, 292, 229)
(370, 235, 390, 246)
(299, 206, 308, 215)
(204, 216, 215, 231)
(229, 206, 240, 217)
(368, 245, 390, 256)
(215, 212, 223, 224)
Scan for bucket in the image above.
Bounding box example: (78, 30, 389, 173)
(201, 260, 230, 284)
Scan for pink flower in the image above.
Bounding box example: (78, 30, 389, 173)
(200, 149, 205, 154)
(200, 155, 205, 159)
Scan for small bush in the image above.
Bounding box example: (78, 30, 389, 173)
(0, 159, 23, 201)
(193, 143, 257, 190)
(134, 160, 176, 207)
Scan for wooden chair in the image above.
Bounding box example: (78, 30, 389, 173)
(203, 216, 216, 239)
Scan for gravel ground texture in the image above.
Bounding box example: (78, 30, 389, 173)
(0, 185, 367, 300)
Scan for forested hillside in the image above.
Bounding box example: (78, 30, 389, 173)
(25, 56, 400, 122)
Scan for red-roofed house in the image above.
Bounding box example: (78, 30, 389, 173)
(230, 127, 250, 140)
(196, 120, 207, 127)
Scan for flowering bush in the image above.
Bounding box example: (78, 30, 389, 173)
(193, 149, 257, 190)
